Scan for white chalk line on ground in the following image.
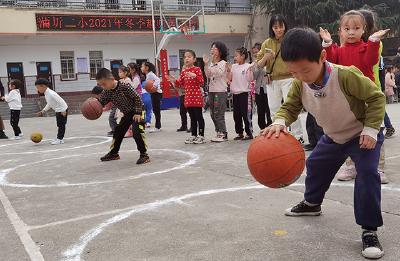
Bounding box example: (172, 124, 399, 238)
(0, 136, 112, 155)
(0, 149, 199, 188)
(59, 181, 400, 261)
(0, 187, 45, 261)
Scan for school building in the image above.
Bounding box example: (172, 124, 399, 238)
(0, 0, 268, 99)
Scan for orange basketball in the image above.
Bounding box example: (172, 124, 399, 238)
(247, 133, 305, 188)
(144, 80, 157, 93)
(81, 98, 103, 120)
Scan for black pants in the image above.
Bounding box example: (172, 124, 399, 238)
(255, 88, 272, 129)
(233, 92, 253, 136)
(306, 113, 324, 147)
(187, 107, 205, 137)
(109, 111, 147, 155)
(10, 110, 22, 136)
(56, 110, 68, 140)
(151, 92, 162, 129)
(179, 95, 188, 128)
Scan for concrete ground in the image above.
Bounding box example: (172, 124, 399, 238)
(1, 104, 400, 261)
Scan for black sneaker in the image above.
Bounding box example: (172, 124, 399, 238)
(242, 135, 253, 141)
(107, 131, 114, 137)
(234, 134, 244, 140)
(0, 131, 8, 139)
(177, 126, 188, 132)
(186, 128, 192, 133)
(285, 200, 322, 216)
(384, 127, 395, 139)
(100, 153, 120, 162)
(362, 231, 384, 259)
(136, 154, 150, 165)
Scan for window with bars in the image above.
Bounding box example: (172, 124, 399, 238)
(89, 51, 104, 79)
(60, 51, 75, 80)
(178, 0, 201, 11)
(132, 0, 146, 10)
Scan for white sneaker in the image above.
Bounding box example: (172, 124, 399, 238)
(378, 170, 389, 184)
(185, 136, 196, 144)
(337, 166, 357, 181)
(149, 128, 161, 133)
(9, 136, 22, 140)
(145, 123, 151, 128)
(193, 136, 206, 144)
(19, 133, 24, 137)
(51, 139, 65, 145)
(211, 132, 227, 142)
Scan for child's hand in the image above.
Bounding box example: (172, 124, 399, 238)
(37, 111, 44, 117)
(319, 27, 332, 43)
(185, 72, 196, 78)
(359, 135, 376, 150)
(61, 111, 67, 117)
(260, 124, 288, 138)
(133, 114, 142, 122)
(202, 54, 209, 64)
(370, 29, 390, 40)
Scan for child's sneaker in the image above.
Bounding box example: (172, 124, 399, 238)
(9, 136, 22, 140)
(193, 136, 206, 144)
(145, 123, 151, 128)
(337, 166, 357, 181)
(234, 134, 244, 140)
(378, 170, 389, 184)
(242, 135, 253, 141)
(0, 131, 8, 139)
(177, 126, 188, 132)
(384, 127, 395, 139)
(149, 128, 161, 133)
(361, 231, 384, 259)
(211, 132, 227, 142)
(185, 136, 196, 144)
(136, 154, 150, 165)
(285, 200, 322, 216)
(100, 153, 120, 162)
(19, 133, 24, 137)
(50, 139, 64, 145)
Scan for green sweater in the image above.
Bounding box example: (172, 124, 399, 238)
(257, 38, 292, 81)
(274, 64, 385, 144)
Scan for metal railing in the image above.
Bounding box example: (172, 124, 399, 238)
(0, 0, 252, 14)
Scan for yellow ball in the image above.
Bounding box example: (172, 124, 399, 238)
(30, 132, 43, 143)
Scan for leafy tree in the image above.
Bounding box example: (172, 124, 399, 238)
(253, 0, 400, 36)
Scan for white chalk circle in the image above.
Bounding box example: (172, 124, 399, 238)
(0, 136, 112, 155)
(61, 182, 400, 261)
(0, 149, 199, 188)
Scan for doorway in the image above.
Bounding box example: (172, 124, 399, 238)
(6, 62, 26, 97)
(36, 62, 53, 89)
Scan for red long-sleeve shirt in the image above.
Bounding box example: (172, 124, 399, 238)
(175, 66, 204, 108)
(324, 40, 380, 82)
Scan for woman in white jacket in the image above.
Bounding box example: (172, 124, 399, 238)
(1, 79, 23, 139)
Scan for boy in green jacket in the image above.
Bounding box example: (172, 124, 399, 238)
(261, 28, 386, 259)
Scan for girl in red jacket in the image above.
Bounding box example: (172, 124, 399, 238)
(168, 50, 205, 144)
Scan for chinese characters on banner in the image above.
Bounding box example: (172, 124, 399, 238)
(36, 14, 199, 32)
(160, 49, 171, 98)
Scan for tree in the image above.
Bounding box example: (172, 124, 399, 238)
(253, 0, 400, 36)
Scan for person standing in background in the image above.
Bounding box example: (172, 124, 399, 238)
(0, 81, 9, 139)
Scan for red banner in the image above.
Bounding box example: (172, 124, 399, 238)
(160, 49, 170, 98)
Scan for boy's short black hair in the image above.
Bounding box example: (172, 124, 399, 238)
(91, 85, 103, 95)
(96, 68, 114, 80)
(281, 27, 322, 63)
(253, 43, 262, 50)
(9, 79, 23, 90)
(35, 78, 51, 87)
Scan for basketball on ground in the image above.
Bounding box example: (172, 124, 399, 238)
(144, 80, 157, 93)
(30, 132, 43, 143)
(247, 133, 305, 188)
(81, 98, 103, 120)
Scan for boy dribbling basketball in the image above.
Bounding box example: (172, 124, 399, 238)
(96, 68, 149, 164)
(261, 28, 386, 259)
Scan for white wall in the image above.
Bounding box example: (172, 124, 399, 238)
(0, 34, 245, 94)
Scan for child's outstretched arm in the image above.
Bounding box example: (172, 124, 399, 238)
(364, 29, 390, 68)
(320, 27, 339, 63)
